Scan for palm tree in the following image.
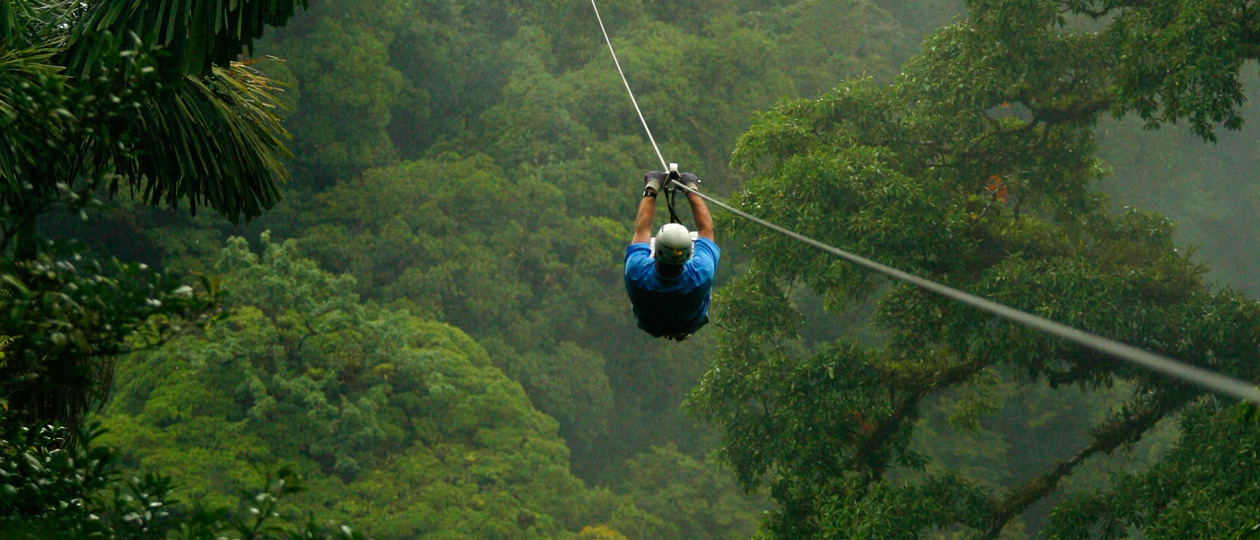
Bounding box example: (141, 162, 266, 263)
(3, 0, 307, 232)
(0, 0, 307, 427)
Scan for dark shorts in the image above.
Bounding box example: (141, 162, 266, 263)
(637, 314, 709, 340)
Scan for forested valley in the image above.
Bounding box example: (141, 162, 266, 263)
(3, 1, 1260, 539)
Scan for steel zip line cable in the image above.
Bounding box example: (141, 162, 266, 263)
(590, 0, 669, 171)
(671, 183, 1260, 403)
(589, 0, 1260, 404)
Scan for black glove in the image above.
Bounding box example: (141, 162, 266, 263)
(679, 172, 701, 192)
(644, 171, 666, 194)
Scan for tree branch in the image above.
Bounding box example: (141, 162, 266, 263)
(904, 115, 1042, 166)
(1030, 96, 1112, 125)
(856, 359, 990, 481)
(980, 390, 1192, 539)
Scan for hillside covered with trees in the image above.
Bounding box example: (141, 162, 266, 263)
(4, 0, 1260, 539)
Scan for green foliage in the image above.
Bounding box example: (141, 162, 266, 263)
(1, 8, 298, 437)
(97, 235, 632, 539)
(0, 0, 305, 442)
(475, 14, 794, 181)
(287, 154, 625, 338)
(688, 1, 1260, 538)
(1, 29, 161, 223)
(1095, 71, 1260, 296)
(0, 242, 217, 428)
(62, 5, 977, 538)
(114, 61, 293, 223)
(30, 0, 1259, 537)
(577, 526, 629, 540)
(61, 0, 309, 80)
(243, 0, 930, 479)
(617, 445, 767, 540)
(503, 342, 615, 458)
(33, 2, 1171, 539)
(911, 371, 1182, 535)
(1, 2, 296, 228)
(251, 0, 935, 190)
(0, 418, 364, 540)
(1084, 0, 1260, 139)
(1044, 402, 1260, 539)
(264, 152, 649, 473)
(754, 0, 908, 96)
(260, 4, 404, 184)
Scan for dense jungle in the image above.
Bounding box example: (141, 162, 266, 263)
(3, 0, 1260, 539)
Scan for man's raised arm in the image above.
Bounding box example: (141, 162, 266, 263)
(632, 171, 665, 244)
(632, 193, 655, 244)
(680, 173, 713, 240)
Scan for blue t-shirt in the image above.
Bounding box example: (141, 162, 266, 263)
(624, 238, 720, 336)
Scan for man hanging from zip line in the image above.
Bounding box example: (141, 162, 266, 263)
(624, 169, 719, 341)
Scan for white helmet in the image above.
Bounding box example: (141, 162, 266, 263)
(654, 223, 693, 265)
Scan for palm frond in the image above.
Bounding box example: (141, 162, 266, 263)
(0, 44, 62, 115)
(102, 60, 292, 223)
(0, 0, 37, 49)
(0, 44, 66, 190)
(62, 0, 309, 78)
(1, 1, 86, 50)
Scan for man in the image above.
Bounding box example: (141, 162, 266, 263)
(624, 170, 719, 341)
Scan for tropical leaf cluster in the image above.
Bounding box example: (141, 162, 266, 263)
(0, 417, 365, 540)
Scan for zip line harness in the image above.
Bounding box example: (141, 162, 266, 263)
(589, 0, 1260, 404)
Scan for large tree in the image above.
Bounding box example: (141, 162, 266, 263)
(689, 0, 1260, 538)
